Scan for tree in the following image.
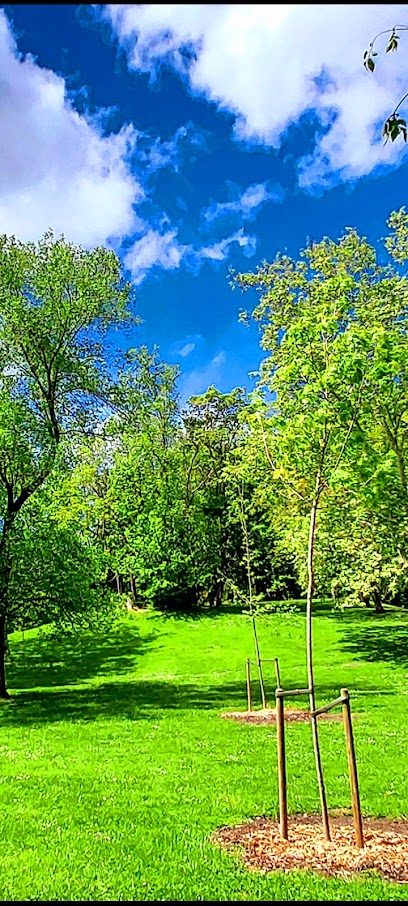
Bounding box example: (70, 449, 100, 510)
(0, 230, 133, 697)
(181, 386, 247, 607)
(233, 228, 387, 840)
(8, 485, 109, 636)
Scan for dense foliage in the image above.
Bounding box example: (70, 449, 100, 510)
(1, 211, 408, 694)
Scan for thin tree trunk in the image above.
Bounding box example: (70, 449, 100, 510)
(214, 578, 224, 607)
(307, 483, 331, 841)
(129, 574, 137, 603)
(239, 485, 267, 709)
(0, 510, 14, 700)
(0, 613, 9, 699)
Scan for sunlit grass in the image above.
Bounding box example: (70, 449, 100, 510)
(0, 602, 407, 900)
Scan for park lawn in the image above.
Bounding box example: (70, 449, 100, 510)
(0, 602, 408, 901)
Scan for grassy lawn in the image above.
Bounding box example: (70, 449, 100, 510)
(1, 602, 408, 901)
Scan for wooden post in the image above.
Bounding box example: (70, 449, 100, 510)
(341, 688, 364, 849)
(246, 658, 252, 712)
(258, 658, 268, 710)
(276, 688, 288, 840)
(274, 657, 281, 689)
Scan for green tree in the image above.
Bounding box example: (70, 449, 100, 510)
(181, 386, 247, 607)
(8, 486, 108, 636)
(233, 228, 384, 840)
(0, 230, 133, 697)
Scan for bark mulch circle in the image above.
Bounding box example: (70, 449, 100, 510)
(211, 814, 408, 884)
(220, 707, 343, 724)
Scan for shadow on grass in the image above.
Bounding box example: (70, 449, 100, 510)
(0, 677, 252, 726)
(158, 602, 247, 620)
(338, 621, 408, 668)
(6, 621, 161, 691)
(0, 672, 394, 727)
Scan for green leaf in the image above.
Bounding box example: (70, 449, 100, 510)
(363, 50, 376, 72)
(382, 115, 407, 144)
(386, 32, 399, 53)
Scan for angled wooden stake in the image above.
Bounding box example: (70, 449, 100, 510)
(341, 688, 364, 849)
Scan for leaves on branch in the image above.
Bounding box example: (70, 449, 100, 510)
(363, 49, 377, 72)
(382, 114, 407, 144)
(386, 30, 399, 53)
(363, 26, 407, 143)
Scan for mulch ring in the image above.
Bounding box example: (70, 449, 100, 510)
(211, 814, 408, 884)
(220, 707, 343, 724)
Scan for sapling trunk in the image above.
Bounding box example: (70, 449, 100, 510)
(0, 515, 13, 700)
(238, 486, 267, 709)
(306, 486, 331, 841)
(0, 613, 9, 699)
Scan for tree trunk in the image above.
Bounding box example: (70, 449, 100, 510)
(373, 589, 385, 614)
(307, 486, 330, 841)
(0, 613, 9, 699)
(213, 579, 224, 607)
(129, 574, 137, 603)
(0, 511, 14, 700)
(239, 487, 267, 708)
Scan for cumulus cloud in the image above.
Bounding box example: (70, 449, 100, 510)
(124, 227, 184, 284)
(124, 225, 256, 283)
(103, 3, 408, 188)
(203, 181, 284, 223)
(0, 9, 145, 246)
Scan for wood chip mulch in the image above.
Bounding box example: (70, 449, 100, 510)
(211, 814, 408, 883)
(220, 707, 343, 724)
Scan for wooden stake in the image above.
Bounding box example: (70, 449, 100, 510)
(246, 658, 252, 712)
(276, 688, 288, 840)
(274, 657, 281, 689)
(341, 688, 364, 849)
(306, 480, 331, 842)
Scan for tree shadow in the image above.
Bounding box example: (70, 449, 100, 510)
(0, 677, 250, 727)
(158, 602, 247, 620)
(329, 606, 406, 623)
(0, 672, 394, 728)
(338, 621, 408, 669)
(6, 620, 161, 692)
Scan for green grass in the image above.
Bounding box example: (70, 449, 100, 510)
(1, 601, 408, 900)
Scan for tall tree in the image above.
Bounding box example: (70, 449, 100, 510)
(182, 387, 247, 606)
(233, 228, 385, 839)
(0, 229, 133, 697)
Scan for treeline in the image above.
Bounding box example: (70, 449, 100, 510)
(15, 374, 300, 619)
(1, 210, 408, 692)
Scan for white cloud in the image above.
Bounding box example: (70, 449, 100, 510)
(203, 181, 284, 223)
(124, 224, 256, 283)
(179, 341, 196, 357)
(124, 228, 185, 284)
(104, 3, 408, 187)
(197, 228, 257, 261)
(0, 9, 145, 246)
(179, 349, 227, 402)
(170, 333, 203, 358)
(136, 121, 207, 175)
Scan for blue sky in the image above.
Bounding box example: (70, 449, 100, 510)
(2, 3, 408, 402)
